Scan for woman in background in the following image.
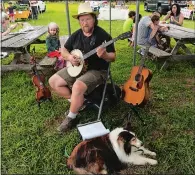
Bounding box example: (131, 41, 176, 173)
(161, 3, 184, 51)
(162, 3, 184, 26)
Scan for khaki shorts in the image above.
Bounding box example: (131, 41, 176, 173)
(56, 67, 107, 95)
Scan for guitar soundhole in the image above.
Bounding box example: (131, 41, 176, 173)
(135, 74, 141, 81)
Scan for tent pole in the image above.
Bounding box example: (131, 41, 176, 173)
(132, 0, 140, 66)
(65, 0, 71, 36)
(109, 0, 111, 35)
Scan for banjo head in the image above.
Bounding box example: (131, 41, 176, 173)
(67, 49, 84, 77)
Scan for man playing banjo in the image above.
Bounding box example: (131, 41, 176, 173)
(49, 2, 116, 133)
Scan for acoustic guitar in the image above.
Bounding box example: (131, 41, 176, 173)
(66, 31, 131, 77)
(123, 45, 153, 106)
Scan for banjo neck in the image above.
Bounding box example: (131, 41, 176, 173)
(67, 31, 131, 77)
(83, 38, 117, 60)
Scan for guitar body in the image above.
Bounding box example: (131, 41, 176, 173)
(123, 66, 152, 106)
(67, 49, 84, 77)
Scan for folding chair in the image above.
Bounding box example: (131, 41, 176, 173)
(83, 63, 119, 111)
(77, 63, 121, 140)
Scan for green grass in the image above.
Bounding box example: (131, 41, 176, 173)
(1, 2, 195, 174)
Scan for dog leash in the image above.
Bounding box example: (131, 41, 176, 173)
(64, 146, 70, 158)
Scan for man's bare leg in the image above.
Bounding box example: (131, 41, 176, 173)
(70, 80, 87, 114)
(49, 74, 71, 99)
(58, 80, 87, 132)
(49, 75, 87, 132)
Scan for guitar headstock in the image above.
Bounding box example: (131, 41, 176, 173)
(117, 31, 132, 40)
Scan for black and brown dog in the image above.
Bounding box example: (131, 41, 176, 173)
(67, 124, 157, 174)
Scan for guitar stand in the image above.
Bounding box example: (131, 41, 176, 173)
(124, 103, 146, 126)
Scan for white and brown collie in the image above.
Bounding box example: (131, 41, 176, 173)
(67, 125, 157, 174)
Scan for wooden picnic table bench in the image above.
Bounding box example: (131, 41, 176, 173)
(138, 45, 172, 58)
(138, 24, 195, 70)
(159, 24, 195, 70)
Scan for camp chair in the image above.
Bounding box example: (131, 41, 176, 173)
(82, 63, 120, 112)
(77, 63, 121, 140)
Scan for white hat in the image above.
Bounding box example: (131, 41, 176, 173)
(48, 22, 59, 29)
(2, 12, 9, 22)
(72, 2, 99, 19)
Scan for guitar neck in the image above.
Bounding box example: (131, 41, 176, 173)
(138, 58, 146, 73)
(83, 38, 117, 60)
(137, 45, 150, 74)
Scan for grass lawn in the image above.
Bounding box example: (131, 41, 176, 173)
(1, 2, 195, 174)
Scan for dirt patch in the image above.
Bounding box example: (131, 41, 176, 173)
(43, 115, 64, 131)
(120, 164, 150, 174)
(183, 130, 195, 137)
(185, 78, 195, 84)
(184, 78, 195, 88)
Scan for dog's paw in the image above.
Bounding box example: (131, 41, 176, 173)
(149, 159, 158, 165)
(100, 169, 108, 174)
(150, 151, 156, 157)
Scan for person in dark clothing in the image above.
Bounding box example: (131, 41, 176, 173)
(7, 1, 15, 22)
(29, 0, 38, 19)
(49, 2, 116, 133)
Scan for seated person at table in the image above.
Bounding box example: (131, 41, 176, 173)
(1, 12, 20, 36)
(161, 3, 184, 51)
(49, 2, 116, 133)
(137, 11, 168, 54)
(46, 22, 66, 70)
(130, 14, 142, 47)
(123, 11, 135, 46)
(123, 11, 135, 33)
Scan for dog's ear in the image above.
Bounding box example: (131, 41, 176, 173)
(118, 131, 133, 155)
(123, 121, 132, 131)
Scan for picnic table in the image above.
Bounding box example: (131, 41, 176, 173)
(159, 23, 195, 70)
(1, 25, 47, 72)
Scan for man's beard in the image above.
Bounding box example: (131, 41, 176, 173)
(82, 26, 94, 34)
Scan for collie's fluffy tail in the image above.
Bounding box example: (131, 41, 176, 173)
(72, 166, 93, 174)
(67, 157, 92, 174)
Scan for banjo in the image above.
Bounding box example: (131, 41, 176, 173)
(66, 31, 131, 77)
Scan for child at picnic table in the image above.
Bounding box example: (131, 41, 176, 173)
(46, 22, 66, 70)
(123, 11, 142, 47)
(123, 11, 136, 46)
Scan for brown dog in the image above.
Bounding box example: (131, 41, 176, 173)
(67, 127, 157, 174)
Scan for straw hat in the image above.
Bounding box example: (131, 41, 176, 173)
(72, 2, 99, 19)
